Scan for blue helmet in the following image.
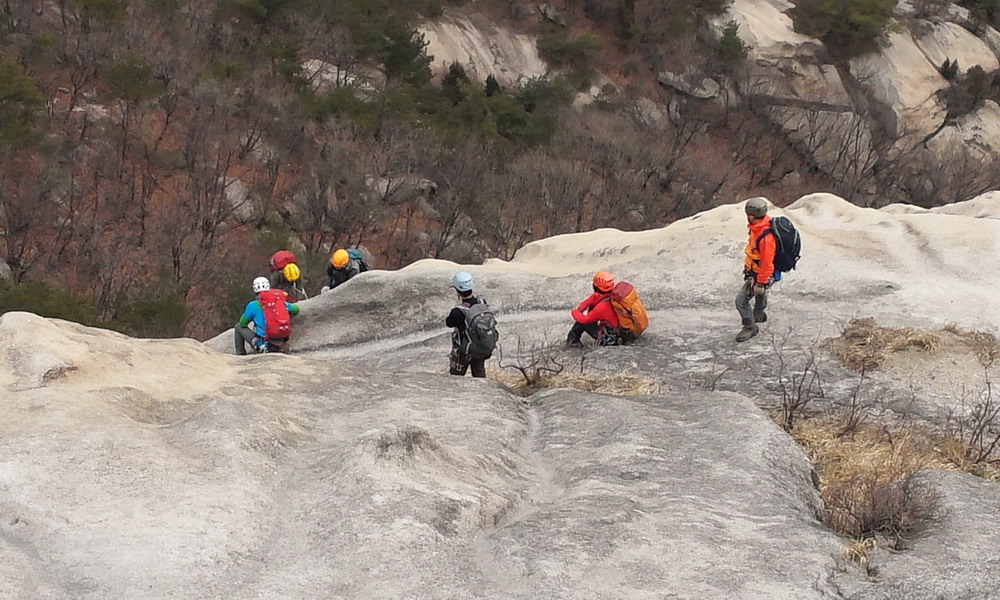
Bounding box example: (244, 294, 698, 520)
(452, 271, 474, 292)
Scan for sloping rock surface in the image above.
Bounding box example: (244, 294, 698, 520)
(6, 193, 1000, 598)
(2, 312, 842, 598)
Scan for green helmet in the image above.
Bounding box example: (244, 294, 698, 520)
(745, 197, 769, 217)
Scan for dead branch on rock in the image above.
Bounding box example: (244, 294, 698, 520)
(496, 336, 564, 388)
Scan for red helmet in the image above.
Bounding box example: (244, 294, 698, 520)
(592, 270, 614, 293)
(270, 250, 297, 271)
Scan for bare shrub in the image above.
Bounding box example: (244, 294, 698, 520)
(823, 467, 941, 547)
(794, 417, 945, 548)
(838, 365, 892, 437)
(769, 329, 825, 432)
(496, 337, 564, 393)
(494, 336, 658, 397)
(943, 365, 1000, 468)
(825, 317, 940, 371)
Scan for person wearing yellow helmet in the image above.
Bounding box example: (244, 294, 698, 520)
(267, 250, 307, 301)
(321, 247, 369, 293)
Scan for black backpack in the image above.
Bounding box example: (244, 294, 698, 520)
(462, 300, 498, 360)
(757, 216, 801, 272)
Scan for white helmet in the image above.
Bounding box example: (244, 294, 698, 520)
(452, 271, 474, 292)
(252, 277, 270, 293)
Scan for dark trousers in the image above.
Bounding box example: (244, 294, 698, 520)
(735, 278, 768, 327)
(450, 346, 486, 377)
(234, 325, 257, 355)
(567, 322, 601, 344)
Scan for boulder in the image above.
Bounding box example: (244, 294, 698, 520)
(218, 176, 257, 223)
(913, 19, 1000, 75)
(850, 30, 948, 139)
(537, 3, 567, 27)
(299, 59, 384, 95)
(657, 67, 721, 99)
(706, 0, 821, 61)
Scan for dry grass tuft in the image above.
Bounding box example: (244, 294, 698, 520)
(931, 435, 1000, 483)
(492, 369, 660, 397)
(943, 323, 1000, 365)
(842, 537, 878, 573)
(792, 414, 946, 548)
(825, 317, 940, 371)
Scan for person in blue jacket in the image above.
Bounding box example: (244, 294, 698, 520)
(234, 277, 300, 355)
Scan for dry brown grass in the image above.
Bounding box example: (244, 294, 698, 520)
(492, 369, 660, 397)
(931, 434, 1000, 483)
(791, 413, 947, 558)
(825, 317, 940, 371)
(943, 323, 1000, 365)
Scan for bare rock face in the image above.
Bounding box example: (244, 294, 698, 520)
(8, 194, 1000, 598)
(705, 1, 1000, 181)
(706, 1, 875, 181)
(849, 29, 949, 140)
(913, 19, 999, 75)
(418, 13, 548, 87)
(1, 312, 843, 598)
(708, 0, 819, 60)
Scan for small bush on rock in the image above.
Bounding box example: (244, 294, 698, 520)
(794, 417, 945, 548)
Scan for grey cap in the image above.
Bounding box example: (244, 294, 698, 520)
(744, 197, 769, 217)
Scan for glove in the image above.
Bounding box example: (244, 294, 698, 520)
(752, 283, 767, 296)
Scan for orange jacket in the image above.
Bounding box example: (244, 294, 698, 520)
(744, 214, 777, 284)
(571, 292, 620, 327)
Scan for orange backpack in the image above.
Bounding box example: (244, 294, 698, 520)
(610, 281, 648, 337)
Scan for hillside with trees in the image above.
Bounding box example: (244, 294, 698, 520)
(0, 0, 992, 338)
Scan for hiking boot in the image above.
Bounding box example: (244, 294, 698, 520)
(753, 310, 767, 323)
(735, 326, 759, 342)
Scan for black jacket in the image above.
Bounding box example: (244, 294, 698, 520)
(324, 263, 359, 290)
(446, 296, 480, 334)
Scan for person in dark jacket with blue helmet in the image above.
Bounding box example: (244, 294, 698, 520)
(446, 271, 487, 378)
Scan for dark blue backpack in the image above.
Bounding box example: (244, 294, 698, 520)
(757, 216, 801, 272)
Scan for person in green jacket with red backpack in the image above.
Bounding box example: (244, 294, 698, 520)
(235, 277, 300, 354)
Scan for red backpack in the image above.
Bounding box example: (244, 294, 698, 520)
(258, 289, 292, 340)
(270, 250, 297, 271)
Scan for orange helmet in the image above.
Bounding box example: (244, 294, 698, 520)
(592, 270, 614, 293)
(331, 249, 349, 269)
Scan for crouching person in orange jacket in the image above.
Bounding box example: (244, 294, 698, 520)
(566, 271, 623, 347)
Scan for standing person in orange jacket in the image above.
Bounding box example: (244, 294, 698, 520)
(736, 197, 776, 342)
(566, 271, 621, 347)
